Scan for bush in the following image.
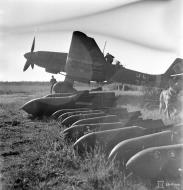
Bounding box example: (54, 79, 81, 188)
(142, 86, 161, 101)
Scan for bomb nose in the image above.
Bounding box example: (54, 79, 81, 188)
(21, 99, 38, 115)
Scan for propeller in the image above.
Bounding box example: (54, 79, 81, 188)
(23, 60, 32, 72)
(23, 37, 35, 71)
(31, 37, 35, 52)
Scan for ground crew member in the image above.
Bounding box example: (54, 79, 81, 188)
(105, 53, 114, 64)
(50, 76, 57, 94)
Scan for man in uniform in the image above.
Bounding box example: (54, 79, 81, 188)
(50, 75, 57, 94)
(105, 53, 114, 65)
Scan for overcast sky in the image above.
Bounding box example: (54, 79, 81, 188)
(0, 0, 182, 81)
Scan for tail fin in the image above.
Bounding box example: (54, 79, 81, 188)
(164, 58, 183, 76)
(65, 31, 106, 83)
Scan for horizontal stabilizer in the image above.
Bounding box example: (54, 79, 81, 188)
(171, 73, 183, 77)
(165, 58, 183, 76)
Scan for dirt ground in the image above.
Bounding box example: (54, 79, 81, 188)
(0, 82, 182, 190)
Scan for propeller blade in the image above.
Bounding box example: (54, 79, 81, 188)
(31, 37, 35, 52)
(23, 37, 35, 71)
(23, 60, 31, 72)
(31, 62, 34, 69)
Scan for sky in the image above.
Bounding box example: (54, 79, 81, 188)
(0, 0, 182, 81)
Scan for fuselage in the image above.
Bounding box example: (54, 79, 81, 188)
(105, 64, 167, 88)
(23, 50, 182, 88)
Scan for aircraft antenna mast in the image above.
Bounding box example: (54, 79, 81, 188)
(102, 41, 107, 55)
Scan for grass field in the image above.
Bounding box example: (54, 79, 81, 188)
(0, 82, 182, 190)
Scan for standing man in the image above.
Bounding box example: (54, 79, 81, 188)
(50, 75, 57, 94)
(105, 53, 114, 65)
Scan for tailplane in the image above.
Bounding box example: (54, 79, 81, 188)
(164, 58, 183, 77)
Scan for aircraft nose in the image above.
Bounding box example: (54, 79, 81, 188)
(24, 52, 30, 59)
